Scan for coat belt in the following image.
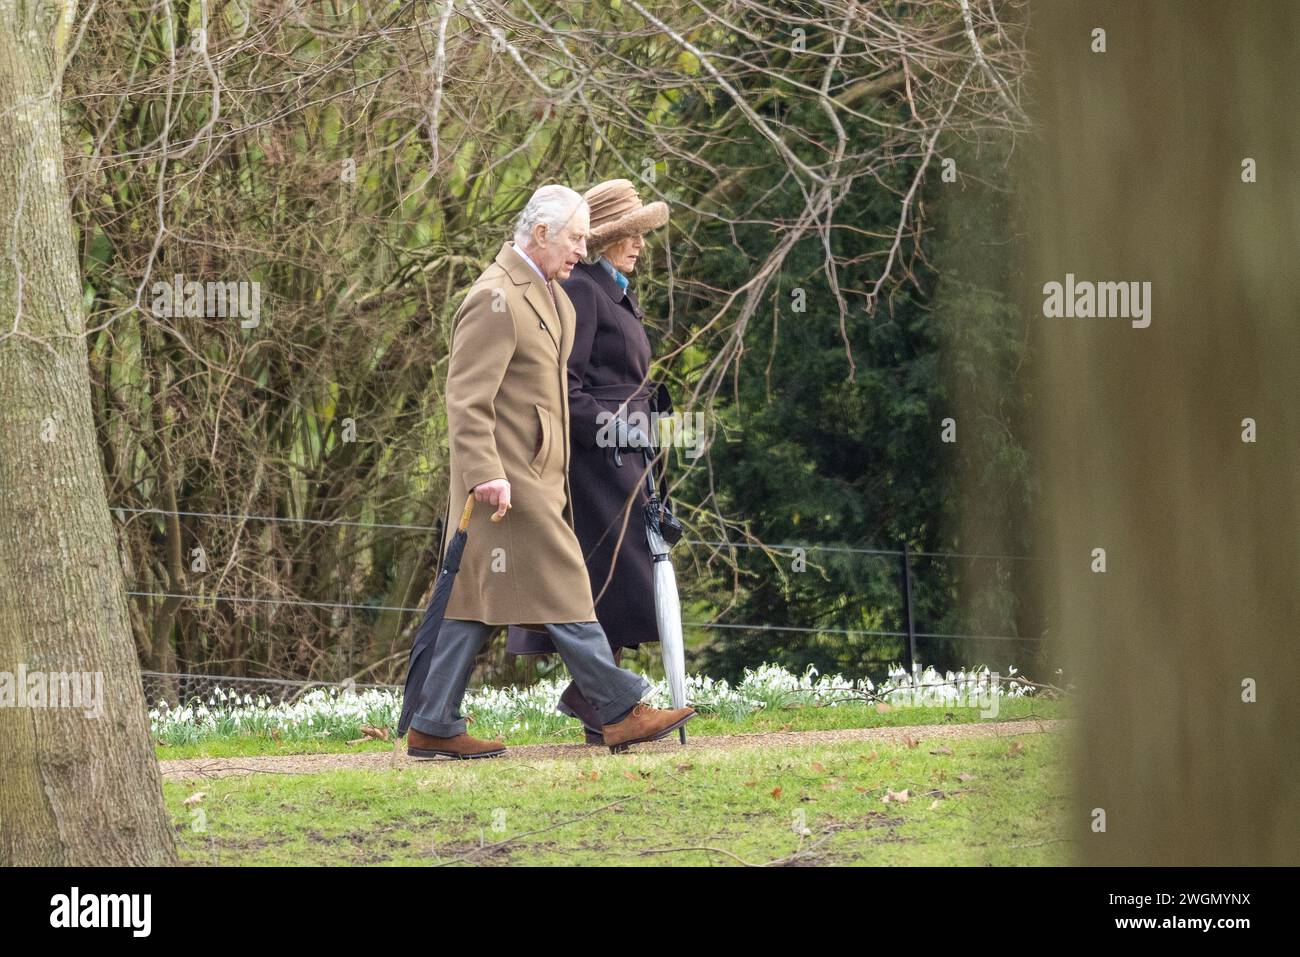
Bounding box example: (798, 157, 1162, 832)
(583, 383, 655, 403)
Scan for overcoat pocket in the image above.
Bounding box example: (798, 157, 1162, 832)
(529, 403, 553, 477)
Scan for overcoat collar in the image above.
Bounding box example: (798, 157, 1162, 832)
(495, 241, 564, 354)
(577, 259, 643, 319)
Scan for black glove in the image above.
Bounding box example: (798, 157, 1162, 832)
(613, 417, 653, 450)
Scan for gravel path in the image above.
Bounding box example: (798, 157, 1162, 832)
(159, 717, 1069, 781)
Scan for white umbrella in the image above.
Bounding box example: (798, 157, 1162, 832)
(641, 450, 688, 743)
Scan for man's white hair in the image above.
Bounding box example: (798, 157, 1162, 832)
(513, 184, 586, 247)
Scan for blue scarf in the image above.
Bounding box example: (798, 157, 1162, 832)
(598, 256, 630, 292)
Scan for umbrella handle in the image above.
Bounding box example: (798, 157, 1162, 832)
(461, 492, 506, 528)
(641, 448, 660, 498)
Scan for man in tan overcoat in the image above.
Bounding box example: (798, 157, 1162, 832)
(404, 184, 695, 758)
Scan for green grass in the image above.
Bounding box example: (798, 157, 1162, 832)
(155, 696, 1069, 760)
(164, 727, 1071, 866)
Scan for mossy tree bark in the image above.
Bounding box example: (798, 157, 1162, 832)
(0, 0, 177, 865)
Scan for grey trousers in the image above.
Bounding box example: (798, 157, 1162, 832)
(409, 619, 652, 737)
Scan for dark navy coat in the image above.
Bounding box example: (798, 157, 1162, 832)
(507, 259, 664, 654)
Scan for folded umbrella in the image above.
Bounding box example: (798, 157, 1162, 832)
(641, 449, 688, 743)
(397, 493, 499, 737)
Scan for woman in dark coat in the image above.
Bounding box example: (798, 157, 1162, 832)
(506, 179, 670, 742)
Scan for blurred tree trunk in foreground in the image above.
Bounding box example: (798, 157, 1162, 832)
(0, 0, 176, 865)
(1026, 0, 1300, 864)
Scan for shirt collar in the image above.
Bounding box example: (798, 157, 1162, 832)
(511, 242, 549, 285)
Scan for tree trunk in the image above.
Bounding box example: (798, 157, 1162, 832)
(1028, 0, 1300, 864)
(0, 0, 177, 865)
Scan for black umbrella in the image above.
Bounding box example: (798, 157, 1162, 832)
(397, 493, 499, 736)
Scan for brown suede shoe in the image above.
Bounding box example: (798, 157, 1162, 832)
(407, 728, 506, 760)
(601, 703, 696, 753)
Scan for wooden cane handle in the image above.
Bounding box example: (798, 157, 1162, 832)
(461, 492, 506, 529)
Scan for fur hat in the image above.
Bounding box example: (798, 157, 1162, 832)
(583, 179, 669, 249)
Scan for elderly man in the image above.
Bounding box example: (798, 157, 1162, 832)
(405, 184, 696, 759)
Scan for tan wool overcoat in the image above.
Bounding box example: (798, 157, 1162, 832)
(440, 241, 598, 626)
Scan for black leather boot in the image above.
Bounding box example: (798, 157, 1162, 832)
(559, 681, 605, 743)
(558, 647, 622, 744)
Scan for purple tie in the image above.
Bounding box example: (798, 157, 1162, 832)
(546, 281, 557, 308)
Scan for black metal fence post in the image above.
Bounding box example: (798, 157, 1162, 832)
(900, 541, 918, 672)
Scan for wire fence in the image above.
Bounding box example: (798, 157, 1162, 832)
(115, 504, 1046, 686)
(112, 505, 1040, 561)
(123, 588, 1037, 644)
(139, 671, 399, 709)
